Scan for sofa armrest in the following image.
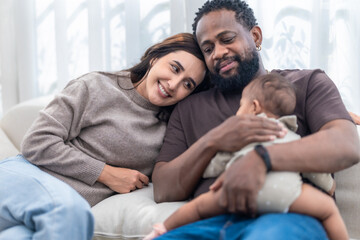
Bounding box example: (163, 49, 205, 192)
(0, 96, 53, 150)
(0, 128, 19, 160)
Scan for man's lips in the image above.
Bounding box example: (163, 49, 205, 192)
(218, 60, 237, 74)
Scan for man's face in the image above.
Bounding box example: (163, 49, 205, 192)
(196, 10, 260, 91)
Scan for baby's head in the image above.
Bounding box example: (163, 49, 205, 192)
(236, 73, 296, 118)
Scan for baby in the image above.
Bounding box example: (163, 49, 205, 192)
(145, 73, 348, 240)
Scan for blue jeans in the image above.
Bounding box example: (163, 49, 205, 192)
(156, 213, 328, 240)
(0, 155, 94, 240)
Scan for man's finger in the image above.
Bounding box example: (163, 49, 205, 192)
(234, 194, 246, 213)
(210, 174, 224, 191)
(246, 194, 258, 217)
(218, 188, 228, 209)
(227, 189, 238, 213)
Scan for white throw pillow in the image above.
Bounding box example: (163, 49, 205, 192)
(92, 183, 186, 240)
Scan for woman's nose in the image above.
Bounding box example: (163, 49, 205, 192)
(167, 77, 181, 91)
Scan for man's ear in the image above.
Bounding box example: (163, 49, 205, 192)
(253, 99, 262, 115)
(250, 26, 262, 48)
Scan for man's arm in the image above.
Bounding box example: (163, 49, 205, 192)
(216, 119, 360, 215)
(152, 135, 217, 203)
(270, 119, 359, 172)
(152, 114, 285, 203)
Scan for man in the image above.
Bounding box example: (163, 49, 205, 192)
(152, 0, 359, 239)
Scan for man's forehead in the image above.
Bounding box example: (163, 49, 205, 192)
(196, 10, 242, 42)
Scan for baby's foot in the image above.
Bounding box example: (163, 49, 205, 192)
(143, 223, 167, 240)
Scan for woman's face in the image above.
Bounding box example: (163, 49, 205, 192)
(136, 51, 206, 106)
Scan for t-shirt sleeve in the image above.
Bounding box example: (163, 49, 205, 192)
(304, 70, 353, 133)
(156, 104, 188, 163)
(21, 79, 105, 185)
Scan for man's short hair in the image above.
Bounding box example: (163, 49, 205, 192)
(192, 0, 258, 37)
(245, 73, 297, 117)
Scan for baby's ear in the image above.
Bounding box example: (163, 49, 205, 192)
(253, 99, 262, 115)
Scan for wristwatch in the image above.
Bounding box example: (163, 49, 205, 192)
(254, 145, 272, 172)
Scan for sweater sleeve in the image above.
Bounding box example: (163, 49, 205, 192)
(21, 79, 105, 186)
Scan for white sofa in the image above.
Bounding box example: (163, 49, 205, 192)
(1, 96, 360, 240)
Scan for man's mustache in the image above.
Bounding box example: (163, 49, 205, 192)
(215, 55, 241, 74)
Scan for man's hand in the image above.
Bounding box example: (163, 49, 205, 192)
(211, 151, 267, 216)
(206, 114, 286, 152)
(98, 164, 149, 193)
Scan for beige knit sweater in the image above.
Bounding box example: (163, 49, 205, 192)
(21, 71, 167, 206)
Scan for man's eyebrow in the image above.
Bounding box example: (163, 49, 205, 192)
(173, 60, 197, 87)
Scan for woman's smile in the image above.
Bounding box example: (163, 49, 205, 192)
(158, 82, 170, 98)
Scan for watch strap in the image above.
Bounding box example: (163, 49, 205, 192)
(254, 144, 272, 172)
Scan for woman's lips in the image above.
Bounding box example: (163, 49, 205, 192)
(158, 82, 170, 97)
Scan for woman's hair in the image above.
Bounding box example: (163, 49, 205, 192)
(126, 33, 211, 122)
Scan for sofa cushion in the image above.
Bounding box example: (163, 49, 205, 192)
(92, 183, 186, 240)
(334, 126, 360, 240)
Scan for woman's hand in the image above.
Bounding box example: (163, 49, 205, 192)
(349, 111, 360, 125)
(97, 164, 149, 193)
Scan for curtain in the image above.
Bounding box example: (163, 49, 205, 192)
(0, 0, 359, 116)
(253, 0, 360, 114)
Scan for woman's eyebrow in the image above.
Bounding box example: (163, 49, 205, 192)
(173, 60, 184, 71)
(189, 78, 197, 87)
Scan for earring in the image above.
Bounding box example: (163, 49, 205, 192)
(256, 45, 261, 51)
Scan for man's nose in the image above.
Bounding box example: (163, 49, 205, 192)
(212, 44, 228, 60)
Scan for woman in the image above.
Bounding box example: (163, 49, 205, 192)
(0, 33, 208, 240)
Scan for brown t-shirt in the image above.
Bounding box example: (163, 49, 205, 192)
(156, 69, 353, 198)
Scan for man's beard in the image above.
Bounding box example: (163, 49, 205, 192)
(209, 49, 260, 92)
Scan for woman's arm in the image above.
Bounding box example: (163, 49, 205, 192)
(349, 111, 360, 125)
(21, 79, 104, 186)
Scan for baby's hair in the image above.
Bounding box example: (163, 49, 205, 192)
(245, 73, 296, 117)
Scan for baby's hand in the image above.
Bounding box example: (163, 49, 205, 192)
(143, 223, 167, 240)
